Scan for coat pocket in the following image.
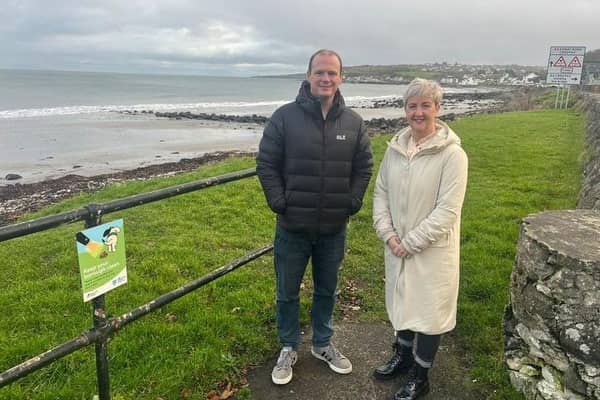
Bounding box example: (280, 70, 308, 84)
(430, 232, 450, 248)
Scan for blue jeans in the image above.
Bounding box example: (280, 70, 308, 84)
(274, 224, 347, 349)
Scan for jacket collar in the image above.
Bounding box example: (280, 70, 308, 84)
(388, 120, 461, 156)
(295, 80, 345, 120)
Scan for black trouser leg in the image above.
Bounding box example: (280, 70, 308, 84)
(373, 330, 415, 380)
(392, 332, 441, 400)
(413, 332, 440, 368)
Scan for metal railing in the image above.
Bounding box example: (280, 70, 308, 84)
(0, 168, 273, 400)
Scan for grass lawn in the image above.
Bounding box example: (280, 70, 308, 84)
(0, 109, 583, 399)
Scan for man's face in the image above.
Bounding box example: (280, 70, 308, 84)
(307, 53, 342, 101)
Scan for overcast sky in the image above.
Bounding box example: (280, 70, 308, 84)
(1, 0, 598, 76)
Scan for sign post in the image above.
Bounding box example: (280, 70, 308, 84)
(547, 46, 586, 108)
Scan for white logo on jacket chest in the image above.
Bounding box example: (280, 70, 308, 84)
(336, 134, 346, 141)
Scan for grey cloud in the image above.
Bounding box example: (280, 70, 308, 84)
(1, 0, 599, 75)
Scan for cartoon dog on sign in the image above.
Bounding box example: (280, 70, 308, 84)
(102, 227, 121, 252)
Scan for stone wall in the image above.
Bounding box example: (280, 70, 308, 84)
(578, 95, 600, 210)
(505, 95, 600, 400)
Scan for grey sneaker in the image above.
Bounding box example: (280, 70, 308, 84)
(271, 347, 298, 385)
(311, 343, 352, 374)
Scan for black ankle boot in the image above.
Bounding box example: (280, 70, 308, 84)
(393, 364, 430, 400)
(373, 340, 414, 380)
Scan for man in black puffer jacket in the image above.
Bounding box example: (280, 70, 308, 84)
(257, 49, 373, 385)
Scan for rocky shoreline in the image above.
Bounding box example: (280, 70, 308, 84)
(0, 114, 488, 227)
(0, 150, 255, 226)
(114, 90, 507, 136)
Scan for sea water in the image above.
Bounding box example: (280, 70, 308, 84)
(0, 69, 410, 117)
(0, 69, 414, 183)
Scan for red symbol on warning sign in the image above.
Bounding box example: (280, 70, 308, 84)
(567, 56, 581, 68)
(553, 56, 567, 67)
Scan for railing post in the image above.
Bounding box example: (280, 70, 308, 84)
(84, 205, 111, 400)
(93, 296, 110, 400)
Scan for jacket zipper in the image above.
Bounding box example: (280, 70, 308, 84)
(317, 117, 326, 230)
(402, 153, 410, 239)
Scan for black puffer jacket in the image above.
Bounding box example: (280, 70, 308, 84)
(257, 80, 373, 234)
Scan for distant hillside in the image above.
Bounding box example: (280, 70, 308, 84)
(260, 64, 462, 80)
(343, 64, 439, 80)
(261, 51, 599, 86)
(261, 63, 547, 87)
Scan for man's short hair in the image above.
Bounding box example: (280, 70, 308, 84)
(307, 49, 343, 75)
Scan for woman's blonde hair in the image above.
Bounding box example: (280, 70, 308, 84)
(404, 78, 443, 106)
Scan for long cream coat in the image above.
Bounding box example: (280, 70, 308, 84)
(373, 120, 468, 334)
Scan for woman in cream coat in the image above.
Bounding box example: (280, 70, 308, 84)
(372, 78, 468, 400)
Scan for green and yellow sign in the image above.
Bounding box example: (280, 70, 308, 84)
(76, 219, 127, 302)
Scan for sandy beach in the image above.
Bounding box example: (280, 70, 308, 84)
(1, 113, 263, 184)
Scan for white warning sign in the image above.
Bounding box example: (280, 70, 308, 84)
(547, 46, 586, 85)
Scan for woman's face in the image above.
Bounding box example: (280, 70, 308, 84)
(405, 95, 440, 137)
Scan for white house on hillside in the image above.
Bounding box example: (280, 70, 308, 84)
(523, 73, 540, 85)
